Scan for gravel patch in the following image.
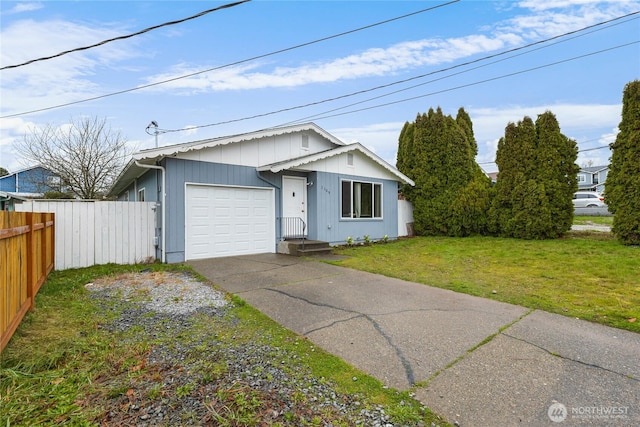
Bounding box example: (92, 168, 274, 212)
(84, 271, 424, 427)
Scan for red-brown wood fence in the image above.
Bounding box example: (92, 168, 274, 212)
(1, 211, 55, 353)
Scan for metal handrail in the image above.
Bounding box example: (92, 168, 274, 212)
(279, 217, 307, 246)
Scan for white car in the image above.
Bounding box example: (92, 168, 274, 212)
(573, 191, 606, 208)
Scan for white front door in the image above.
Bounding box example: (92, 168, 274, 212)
(282, 176, 307, 238)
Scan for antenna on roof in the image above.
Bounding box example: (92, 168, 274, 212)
(145, 121, 160, 148)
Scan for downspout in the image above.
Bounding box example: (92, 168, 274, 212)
(136, 161, 166, 263)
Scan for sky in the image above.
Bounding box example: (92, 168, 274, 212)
(1, 0, 639, 174)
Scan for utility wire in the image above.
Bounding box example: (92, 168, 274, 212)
(153, 12, 639, 134)
(280, 17, 638, 127)
(281, 41, 638, 125)
(579, 146, 611, 153)
(0, 0, 459, 119)
(0, 1, 251, 71)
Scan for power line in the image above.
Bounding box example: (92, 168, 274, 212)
(0, 1, 251, 71)
(282, 41, 638, 125)
(153, 12, 639, 134)
(0, 0, 460, 119)
(579, 146, 611, 153)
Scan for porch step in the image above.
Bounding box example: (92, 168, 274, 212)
(277, 239, 333, 257)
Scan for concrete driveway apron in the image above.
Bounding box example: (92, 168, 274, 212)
(189, 254, 640, 427)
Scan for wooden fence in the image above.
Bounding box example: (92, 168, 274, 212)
(1, 211, 55, 353)
(17, 200, 157, 270)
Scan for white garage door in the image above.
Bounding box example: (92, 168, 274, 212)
(185, 184, 275, 260)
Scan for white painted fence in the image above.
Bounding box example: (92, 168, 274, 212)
(398, 199, 414, 237)
(17, 200, 157, 270)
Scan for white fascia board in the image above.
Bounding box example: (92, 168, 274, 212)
(259, 143, 415, 186)
(133, 123, 344, 162)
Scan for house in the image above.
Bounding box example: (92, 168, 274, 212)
(0, 166, 61, 210)
(108, 123, 414, 263)
(577, 165, 608, 193)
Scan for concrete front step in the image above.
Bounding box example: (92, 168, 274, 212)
(277, 239, 333, 256)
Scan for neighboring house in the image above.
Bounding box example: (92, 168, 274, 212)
(577, 165, 608, 193)
(0, 166, 61, 210)
(108, 123, 414, 263)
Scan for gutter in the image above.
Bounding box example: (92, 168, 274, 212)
(135, 161, 166, 263)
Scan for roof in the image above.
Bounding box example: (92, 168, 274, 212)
(257, 143, 415, 186)
(579, 165, 609, 173)
(0, 165, 52, 178)
(133, 122, 344, 163)
(0, 191, 42, 200)
(108, 122, 411, 196)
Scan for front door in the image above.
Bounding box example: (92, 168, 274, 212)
(282, 176, 307, 238)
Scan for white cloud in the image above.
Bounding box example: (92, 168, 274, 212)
(0, 19, 141, 116)
(142, 1, 638, 94)
(517, 0, 614, 13)
(144, 33, 525, 93)
(4, 2, 43, 15)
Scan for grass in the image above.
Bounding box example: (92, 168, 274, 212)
(573, 215, 614, 226)
(332, 232, 639, 333)
(0, 263, 447, 426)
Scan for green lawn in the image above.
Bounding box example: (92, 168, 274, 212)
(332, 232, 639, 333)
(573, 215, 614, 226)
(1, 263, 445, 426)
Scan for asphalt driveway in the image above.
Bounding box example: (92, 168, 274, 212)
(189, 254, 639, 427)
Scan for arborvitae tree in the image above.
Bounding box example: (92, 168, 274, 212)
(396, 121, 415, 199)
(606, 80, 640, 245)
(396, 107, 490, 236)
(490, 112, 577, 239)
(489, 118, 536, 236)
(449, 107, 493, 236)
(534, 111, 579, 237)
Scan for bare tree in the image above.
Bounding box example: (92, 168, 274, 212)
(15, 116, 132, 199)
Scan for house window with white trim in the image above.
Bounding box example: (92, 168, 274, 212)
(578, 174, 587, 183)
(138, 188, 145, 202)
(341, 180, 382, 219)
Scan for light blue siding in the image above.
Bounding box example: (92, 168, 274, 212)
(0, 167, 58, 193)
(116, 159, 402, 263)
(307, 171, 398, 245)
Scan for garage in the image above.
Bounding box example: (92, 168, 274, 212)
(185, 184, 275, 260)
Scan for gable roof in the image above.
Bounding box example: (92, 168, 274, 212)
(109, 122, 411, 196)
(109, 123, 346, 196)
(0, 165, 53, 179)
(134, 122, 344, 163)
(258, 143, 414, 186)
(580, 165, 609, 173)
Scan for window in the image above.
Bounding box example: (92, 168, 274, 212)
(341, 180, 382, 219)
(578, 174, 586, 183)
(347, 153, 354, 166)
(301, 134, 309, 150)
(46, 175, 61, 187)
(138, 188, 145, 202)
